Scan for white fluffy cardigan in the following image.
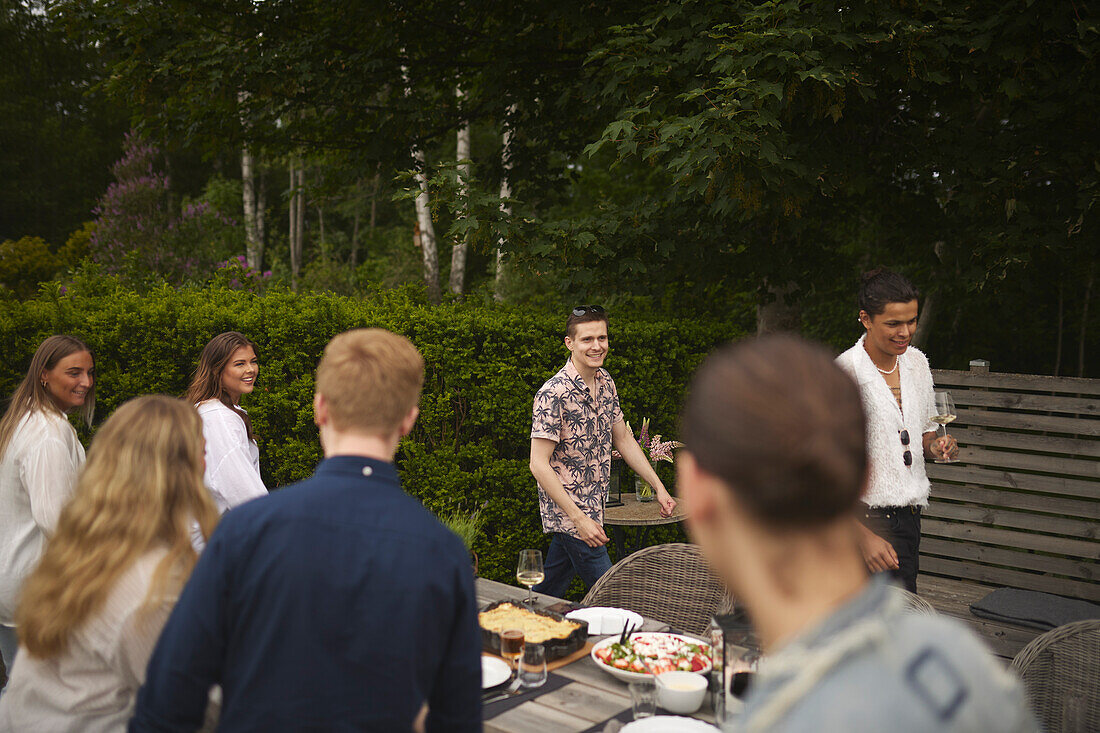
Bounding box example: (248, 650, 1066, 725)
(836, 335, 937, 508)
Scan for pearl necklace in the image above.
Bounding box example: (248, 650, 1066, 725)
(876, 355, 900, 375)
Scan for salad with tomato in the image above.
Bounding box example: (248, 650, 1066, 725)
(593, 633, 711, 675)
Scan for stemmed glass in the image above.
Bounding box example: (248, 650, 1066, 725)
(516, 549, 544, 607)
(933, 392, 959, 464)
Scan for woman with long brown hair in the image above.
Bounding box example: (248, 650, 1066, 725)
(0, 395, 218, 730)
(0, 335, 95, 676)
(185, 332, 267, 528)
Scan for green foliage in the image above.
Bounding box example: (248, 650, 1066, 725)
(90, 133, 243, 286)
(0, 286, 741, 587)
(0, 1, 126, 245)
(437, 507, 487, 554)
(0, 237, 62, 299)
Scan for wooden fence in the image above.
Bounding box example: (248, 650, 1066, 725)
(922, 360, 1099, 607)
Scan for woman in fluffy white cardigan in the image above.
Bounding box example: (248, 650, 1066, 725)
(836, 270, 957, 592)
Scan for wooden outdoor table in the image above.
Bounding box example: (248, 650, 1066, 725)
(604, 493, 687, 560)
(476, 578, 718, 732)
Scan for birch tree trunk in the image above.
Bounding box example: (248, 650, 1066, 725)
(288, 161, 305, 291)
(494, 107, 516, 302)
(414, 154, 441, 303)
(449, 88, 471, 296)
(256, 167, 266, 255)
(241, 146, 263, 269)
(238, 90, 263, 269)
(402, 62, 440, 303)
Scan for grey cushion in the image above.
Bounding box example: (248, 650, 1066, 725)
(970, 588, 1100, 630)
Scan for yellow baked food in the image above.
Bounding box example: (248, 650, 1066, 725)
(479, 602, 583, 644)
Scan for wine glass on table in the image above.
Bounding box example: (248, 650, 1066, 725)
(516, 549, 544, 607)
(499, 628, 525, 680)
(933, 392, 959, 464)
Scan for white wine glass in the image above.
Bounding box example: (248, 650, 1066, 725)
(933, 392, 958, 464)
(516, 549, 544, 607)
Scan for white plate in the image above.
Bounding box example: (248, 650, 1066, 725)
(481, 655, 512, 689)
(621, 716, 719, 732)
(590, 632, 712, 683)
(565, 606, 644, 635)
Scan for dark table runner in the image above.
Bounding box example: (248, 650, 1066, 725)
(482, 671, 573, 719)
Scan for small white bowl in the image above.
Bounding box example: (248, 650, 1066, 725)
(656, 671, 707, 715)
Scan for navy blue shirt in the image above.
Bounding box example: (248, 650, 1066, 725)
(130, 456, 482, 732)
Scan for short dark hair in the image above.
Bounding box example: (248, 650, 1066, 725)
(680, 335, 866, 529)
(566, 306, 609, 339)
(858, 268, 920, 317)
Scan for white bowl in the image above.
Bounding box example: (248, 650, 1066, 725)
(590, 632, 713, 683)
(656, 671, 707, 715)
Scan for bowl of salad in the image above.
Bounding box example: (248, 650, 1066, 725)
(591, 631, 712, 683)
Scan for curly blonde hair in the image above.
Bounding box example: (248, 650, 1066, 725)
(15, 395, 219, 658)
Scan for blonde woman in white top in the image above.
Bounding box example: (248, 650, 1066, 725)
(185, 333, 267, 529)
(835, 269, 958, 592)
(0, 395, 219, 732)
(0, 335, 95, 677)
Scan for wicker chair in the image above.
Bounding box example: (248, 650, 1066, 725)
(580, 543, 732, 636)
(893, 586, 936, 615)
(1011, 619, 1100, 733)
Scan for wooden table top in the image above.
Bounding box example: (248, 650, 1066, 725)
(477, 578, 718, 732)
(604, 493, 688, 527)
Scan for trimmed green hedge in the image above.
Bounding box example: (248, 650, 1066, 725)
(1, 284, 743, 594)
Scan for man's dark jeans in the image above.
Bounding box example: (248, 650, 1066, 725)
(532, 532, 612, 598)
(859, 504, 922, 593)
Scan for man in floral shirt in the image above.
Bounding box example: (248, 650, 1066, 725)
(529, 306, 676, 597)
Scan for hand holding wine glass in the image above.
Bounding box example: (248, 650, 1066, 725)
(932, 392, 959, 464)
(516, 549, 544, 607)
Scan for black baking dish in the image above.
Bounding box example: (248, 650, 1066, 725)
(479, 600, 589, 661)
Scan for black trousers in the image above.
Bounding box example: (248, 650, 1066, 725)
(859, 504, 921, 593)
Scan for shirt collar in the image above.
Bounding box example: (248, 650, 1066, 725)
(854, 333, 906, 382)
(563, 357, 602, 394)
(774, 574, 892, 655)
(313, 455, 401, 486)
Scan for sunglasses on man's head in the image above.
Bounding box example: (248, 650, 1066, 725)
(900, 429, 913, 467)
(571, 305, 606, 317)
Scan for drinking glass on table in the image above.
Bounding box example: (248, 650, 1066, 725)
(516, 549, 544, 606)
(730, 648, 760, 700)
(500, 628, 525, 678)
(932, 392, 959, 464)
(629, 679, 657, 719)
(519, 643, 547, 688)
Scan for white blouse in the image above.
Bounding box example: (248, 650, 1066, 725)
(196, 399, 267, 514)
(0, 550, 174, 732)
(0, 409, 85, 625)
(836, 335, 937, 508)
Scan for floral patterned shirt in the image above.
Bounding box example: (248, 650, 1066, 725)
(531, 359, 624, 536)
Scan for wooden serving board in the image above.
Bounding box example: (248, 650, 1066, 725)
(485, 641, 594, 672)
